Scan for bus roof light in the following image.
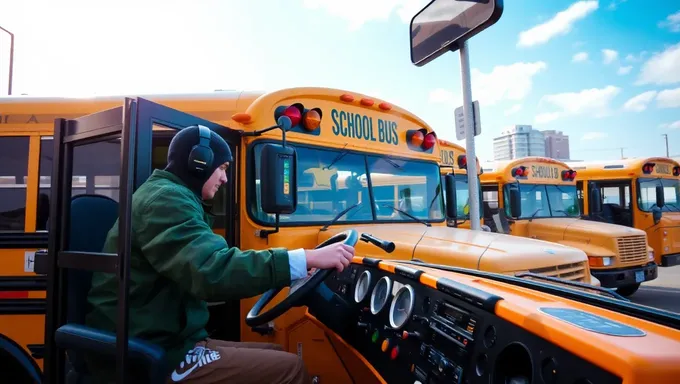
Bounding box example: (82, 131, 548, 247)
(561, 170, 576, 181)
(642, 162, 655, 174)
(674, 166, 680, 176)
(302, 108, 323, 131)
(409, 130, 424, 147)
(275, 103, 304, 127)
(512, 166, 528, 178)
(457, 155, 467, 169)
(422, 132, 437, 150)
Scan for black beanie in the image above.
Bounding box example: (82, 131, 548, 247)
(164, 126, 233, 197)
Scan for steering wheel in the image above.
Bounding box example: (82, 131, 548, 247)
(245, 229, 359, 327)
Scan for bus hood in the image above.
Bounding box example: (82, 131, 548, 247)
(528, 218, 646, 239)
(318, 224, 589, 275)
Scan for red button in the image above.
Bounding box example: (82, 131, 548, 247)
(390, 346, 399, 360)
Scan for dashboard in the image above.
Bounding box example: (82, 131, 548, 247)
(307, 257, 623, 384)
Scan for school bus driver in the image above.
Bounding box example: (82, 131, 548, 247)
(0, 88, 593, 381)
(567, 157, 680, 268)
(480, 156, 657, 297)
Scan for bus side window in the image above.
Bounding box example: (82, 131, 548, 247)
(37, 137, 122, 230)
(576, 181, 584, 214)
(0, 136, 30, 231)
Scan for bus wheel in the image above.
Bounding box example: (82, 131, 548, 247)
(616, 283, 641, 297)
(0, 348, 39, 383)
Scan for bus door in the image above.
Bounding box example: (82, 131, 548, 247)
(585, 180, 633, 228)
(41, 97, 241, 383)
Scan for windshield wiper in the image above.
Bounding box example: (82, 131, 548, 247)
(513, 272, 629, 301)
(553, 209, 578, 217)
(324, 144, 349, 170)
(382, 204, 431, 227)
(320, 202, 362, 231)
(527, 208, 542, 222)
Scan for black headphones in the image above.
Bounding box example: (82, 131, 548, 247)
(187, 125, 214, 175)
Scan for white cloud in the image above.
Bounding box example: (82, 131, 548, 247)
(517, 1, 599, 48)
(582, 132, 608, 140)
(429, 88, 460, 105)
(572, 52, 589, 62)
(623, 91, 657, 112)
(538, 85, 621, 121)
(302, 0, 427, 30)
(658, 10, 680, 33)
(534, 112, 561, 124)
(656, 87, 680, 109)
(429, 61, 547, 107)
(617, 65, 632, 75)
(625, 51, 647, 62)
(504, 104, 522, 116)
(602, 49, 619, 64)
(659, 120, 680, 130)
(636, 42, 680, 85)
(471, 62, 547, 106)
(607, 0, 627, 11)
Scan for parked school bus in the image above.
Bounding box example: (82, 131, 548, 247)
(567, 157, 680, 268)
(0, 89, 593, 380)
(480, 156, 657, 297)
(28, 95, 680, 384)
(437, 138, 483, 229)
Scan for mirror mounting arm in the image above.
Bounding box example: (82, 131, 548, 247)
(250, 116, 295, 240)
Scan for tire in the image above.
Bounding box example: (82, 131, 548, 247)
(616, 283, 641, 297)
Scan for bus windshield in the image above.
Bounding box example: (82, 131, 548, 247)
(637, 178, 680, 213)
(251, 143, 444, 224)
(506, 183, 581, 219)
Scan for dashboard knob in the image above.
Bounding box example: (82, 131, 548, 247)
(438, 358, 452, 373)
(401, 330, 421, 340)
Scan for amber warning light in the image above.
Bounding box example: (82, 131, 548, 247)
(407, 128, 437, 151)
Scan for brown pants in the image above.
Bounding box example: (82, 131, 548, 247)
(166, 338, 311, 384)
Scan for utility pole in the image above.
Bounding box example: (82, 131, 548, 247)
(0, 25, 14, 95)
(620, 147, 624, 159)
(662, 134, 669, 157)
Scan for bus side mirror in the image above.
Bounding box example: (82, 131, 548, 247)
(508, 186, 522, 218)
(590, 188, 602, 213)
(259, 143, 298, 214)
(444, 174, 457, 220)
(652, 206, 662, 225)
(656, 185, 665, 208)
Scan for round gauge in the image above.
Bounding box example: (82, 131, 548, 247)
(389, 284, 415, 329)
(354, 270, 372, 303)
(370, 276, 392, 315)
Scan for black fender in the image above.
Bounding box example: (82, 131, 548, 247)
(0, 333, 43, 383)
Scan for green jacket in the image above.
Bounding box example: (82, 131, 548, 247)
(85, 169, 292, 378)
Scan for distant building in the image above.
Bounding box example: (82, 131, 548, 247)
(542, 130, 570, 161)
(492, 125, 546, 160)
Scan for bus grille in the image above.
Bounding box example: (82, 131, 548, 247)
(528, 262, 586, 282)
(616, 236, 648, 265)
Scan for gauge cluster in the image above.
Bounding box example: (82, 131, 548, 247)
(320, 261, 622, 384)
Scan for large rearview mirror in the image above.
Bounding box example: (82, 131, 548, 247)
(410, 0, 504, 66)
(656, 184, 665, 208)
(259, 144, 297, 214)
(508, 185, 521, 218)
(652, 206, 662, 225)
(444, 174, 458, 221)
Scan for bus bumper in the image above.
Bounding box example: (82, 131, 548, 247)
(591, 262, 658, 288)
(661, 253, 680, 267)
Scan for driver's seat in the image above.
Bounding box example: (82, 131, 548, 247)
(55, 194, 167, 384)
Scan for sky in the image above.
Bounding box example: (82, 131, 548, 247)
(0, 0, 679, 161)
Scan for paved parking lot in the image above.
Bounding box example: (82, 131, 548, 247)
(630, 265, 680, 313)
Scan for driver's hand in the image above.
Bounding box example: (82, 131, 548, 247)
(304, 243, 355, 272)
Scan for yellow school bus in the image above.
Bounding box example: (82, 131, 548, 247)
(437, 138, 483, 228)
(567, 157, 680, 268)
(0, 89, 593, 381)
(480, 156, 657, 297)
